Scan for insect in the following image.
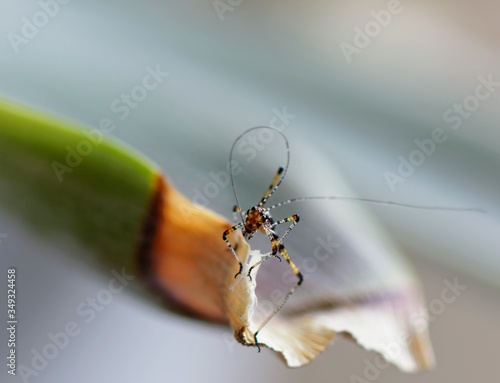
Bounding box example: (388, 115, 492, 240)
(222, 126, 483, 352)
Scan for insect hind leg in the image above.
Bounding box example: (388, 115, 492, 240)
(259, 167, 285, 206)
(253, 242, 303, 352)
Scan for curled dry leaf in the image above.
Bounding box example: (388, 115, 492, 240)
(224, 244, 434, 370)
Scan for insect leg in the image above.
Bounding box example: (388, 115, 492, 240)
(247, 230, 282, 281)
(266, 230, 281, 256)
(247, 215, 300, 281)
(253, 242, 303, 352)
(222, 222, 245, 278)
(232, 205, 242, 223)
(246, 253, 276, 282)
(271, 213, 300, 245)
(259, 167, 284, 206)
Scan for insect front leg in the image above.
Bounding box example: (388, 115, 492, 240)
(222, 222, 244, 278)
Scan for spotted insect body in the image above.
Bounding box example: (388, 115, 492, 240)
(244, 206, 273, 236)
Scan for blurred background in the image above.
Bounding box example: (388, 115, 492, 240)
(0, 1, 499, 382)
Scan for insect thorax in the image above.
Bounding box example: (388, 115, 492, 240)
(244, 206, 272, 234)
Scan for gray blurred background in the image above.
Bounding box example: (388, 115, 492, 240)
(0, 1, 499, 382)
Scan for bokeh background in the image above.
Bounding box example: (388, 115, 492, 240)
(1, 1, 499, 382)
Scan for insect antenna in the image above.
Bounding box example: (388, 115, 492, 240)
(268, 196, 485, 213)
(228, 126, 291, 223)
